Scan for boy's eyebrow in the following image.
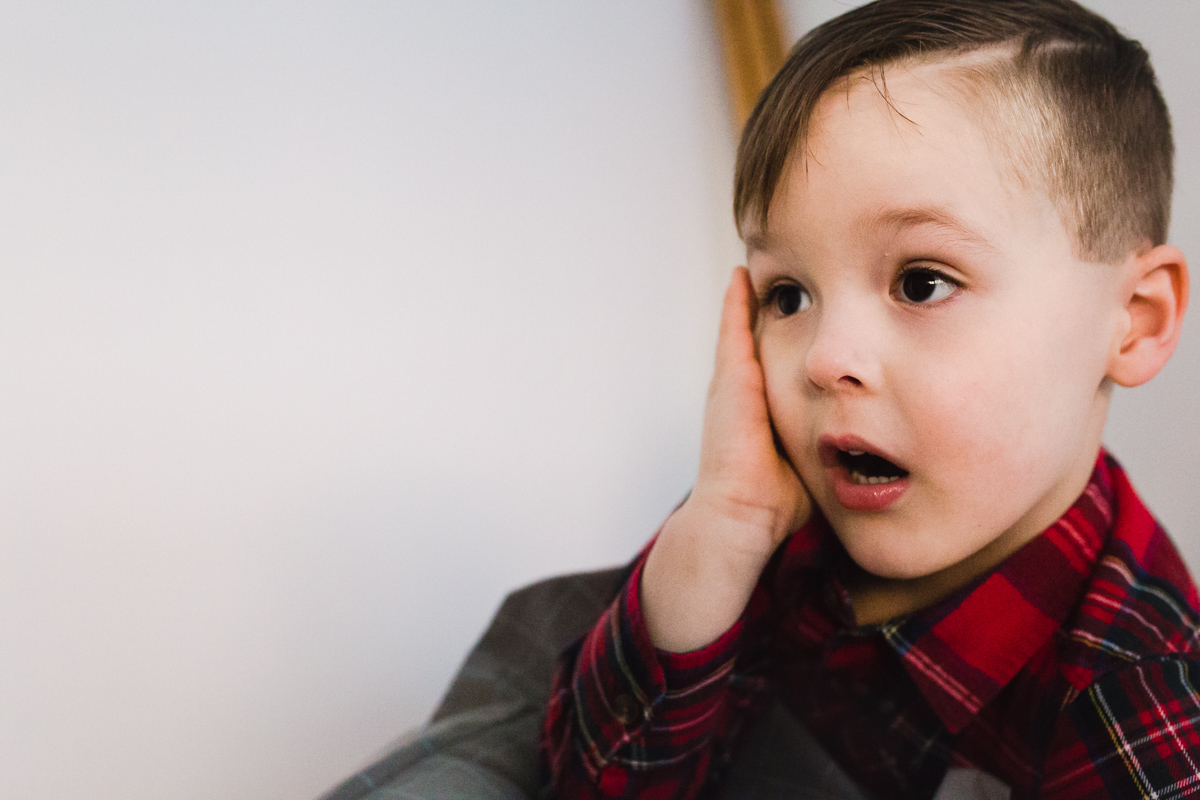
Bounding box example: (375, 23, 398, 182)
(866, 205, 999, 254)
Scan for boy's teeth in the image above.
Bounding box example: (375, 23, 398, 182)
(849, 470, 902, 486)
(847, 450, 865, 457)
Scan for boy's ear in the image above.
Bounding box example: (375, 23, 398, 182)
(1107, 244, 1189, 388)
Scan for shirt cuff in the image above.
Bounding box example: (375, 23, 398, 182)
(569, 553, 743, 770)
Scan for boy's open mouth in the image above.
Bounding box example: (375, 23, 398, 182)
(837, 449, 909, 486)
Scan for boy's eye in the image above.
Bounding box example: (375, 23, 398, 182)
(897, 268, 957, 304)
(767, 284, 812, 316)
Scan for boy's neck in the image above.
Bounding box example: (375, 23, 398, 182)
(848, 560, 985, 627)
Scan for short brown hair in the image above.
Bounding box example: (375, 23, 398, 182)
(734, 0, 1173, 263)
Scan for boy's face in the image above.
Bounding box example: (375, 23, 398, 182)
(746, 63, 1124, 584)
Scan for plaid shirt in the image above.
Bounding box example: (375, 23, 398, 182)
(541, 452, 1200, 799)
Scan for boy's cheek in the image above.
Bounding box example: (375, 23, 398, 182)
(758, 338, 805, 412)
(760, 361, 817, 464)
(763, 384, 810, 456)
(905, 371, 1060, 502)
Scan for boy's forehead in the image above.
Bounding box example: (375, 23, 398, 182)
(757, 63, 1066, 257)
(803, 57, 1050, 198)
(807, 61, 988, 156)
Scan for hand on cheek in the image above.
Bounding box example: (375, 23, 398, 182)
(642, 267, 812, 652)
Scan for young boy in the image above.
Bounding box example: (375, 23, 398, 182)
(541, 1, 1194, 797)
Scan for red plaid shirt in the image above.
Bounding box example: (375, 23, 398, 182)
(541, 452, 1200, 798)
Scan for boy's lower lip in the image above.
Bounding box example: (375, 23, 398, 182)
(830, 464, 909, 511)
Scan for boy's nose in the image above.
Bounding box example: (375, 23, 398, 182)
(803, 309, 882, 393)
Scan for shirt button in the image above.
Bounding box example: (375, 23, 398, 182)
(822, 582, 841, 611)
(611, 693, 642, 729)
(823, 581, 855, 624)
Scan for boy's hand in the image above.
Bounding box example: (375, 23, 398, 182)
(642, 267, 811, 653)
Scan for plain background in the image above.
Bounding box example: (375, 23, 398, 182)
(0, 2, 1194, 799)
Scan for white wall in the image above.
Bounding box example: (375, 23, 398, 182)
(0, 3, 1194, 800)
(0, 3, 739, 799)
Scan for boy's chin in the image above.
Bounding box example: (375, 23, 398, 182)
(846, 552, 945, 583)
(833, 524, 971, 584)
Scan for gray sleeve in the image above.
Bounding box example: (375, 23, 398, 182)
(315, 566, 627, 800)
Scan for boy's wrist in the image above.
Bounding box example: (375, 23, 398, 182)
(640, 497, 776, 653)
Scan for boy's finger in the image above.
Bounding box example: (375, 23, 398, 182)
(715, 267, 758, 371)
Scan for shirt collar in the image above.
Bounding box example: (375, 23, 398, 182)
(887, 452, 1114, 733)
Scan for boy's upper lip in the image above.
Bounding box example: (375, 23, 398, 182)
(818, 433, 907, 471)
